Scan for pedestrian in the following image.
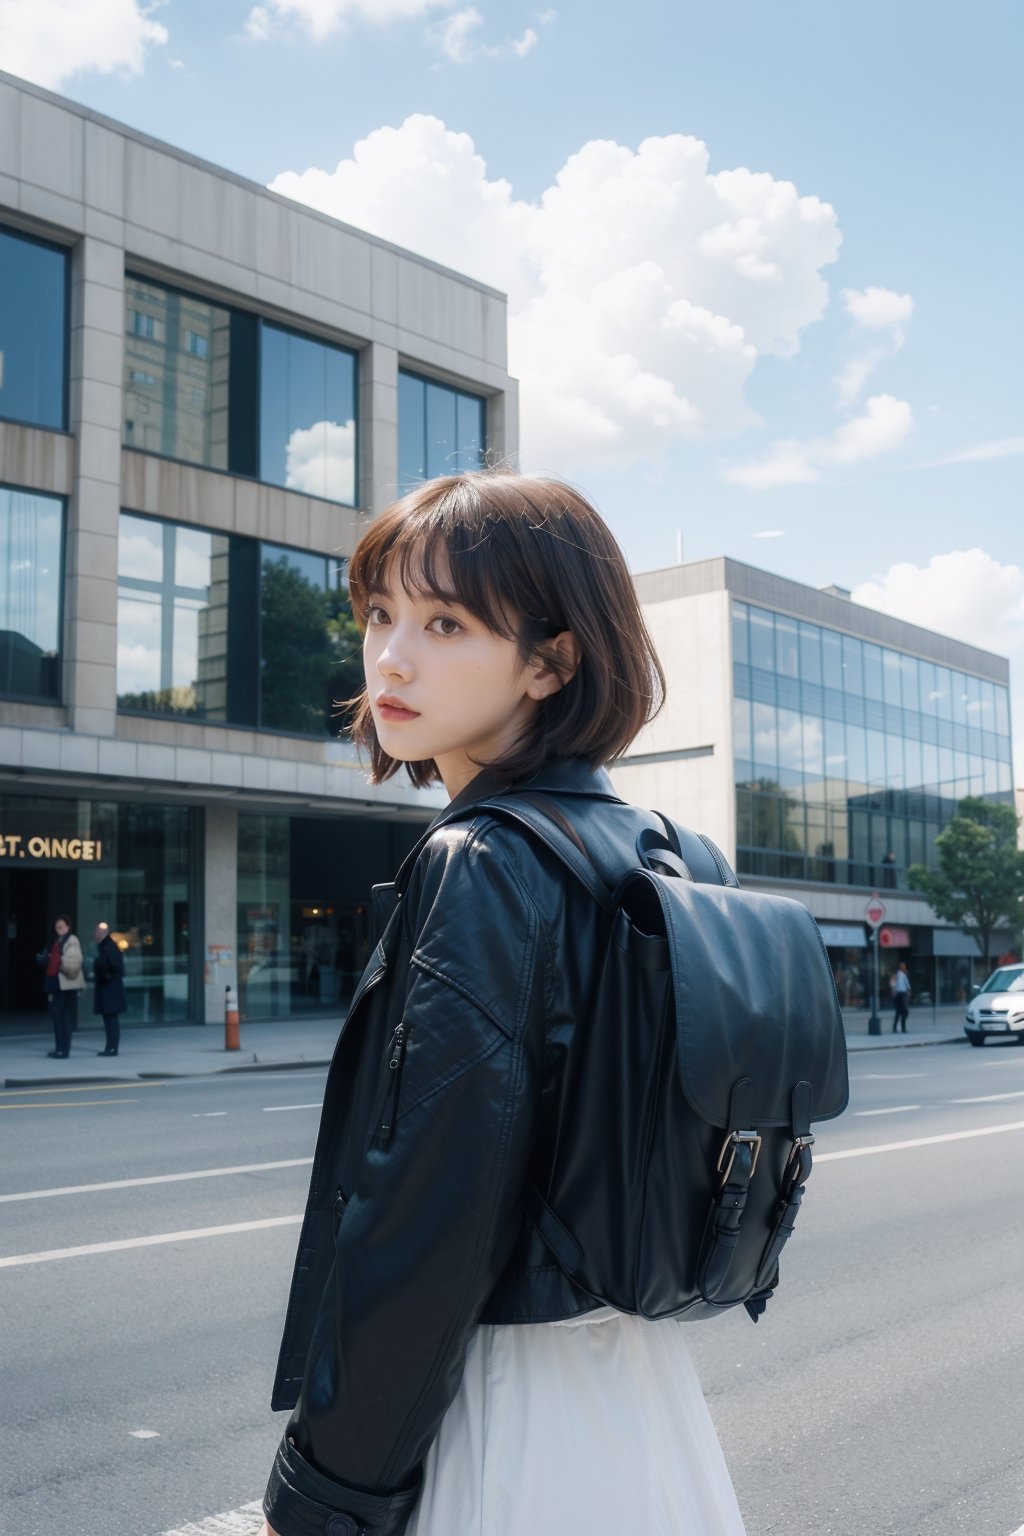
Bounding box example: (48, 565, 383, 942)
(93, 922, 127, 1056)
(892, 961, 912, 1032)
(38, 914, 85, 1058)
(260, 472, 747, 1536)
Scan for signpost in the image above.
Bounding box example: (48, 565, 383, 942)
(864, 894, 886, 1035)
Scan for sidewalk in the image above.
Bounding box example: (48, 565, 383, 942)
(0, 1015, 342, 1088)
(0, 1002, 968, 1087)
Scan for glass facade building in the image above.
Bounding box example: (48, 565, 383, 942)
(732, 599, 1014, 889)
(123, 275, 357, 505)
(116, 512, 362, 736)
(398, 369, 486, 486)
(0, 224, 68, 431)
(0, 794, 193, 1024)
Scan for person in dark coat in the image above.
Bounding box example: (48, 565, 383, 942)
(93, 922, 127, 1056)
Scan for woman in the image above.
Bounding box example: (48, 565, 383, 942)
(42, 914, 85, 1059)
(261, 472, 747, 1536)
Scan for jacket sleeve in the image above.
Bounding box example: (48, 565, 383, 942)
(264, 827, 548, 1536)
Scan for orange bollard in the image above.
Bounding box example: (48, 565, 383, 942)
(225, 983, 240, 1051)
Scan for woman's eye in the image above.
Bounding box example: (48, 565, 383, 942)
(366, 604, 388, 625)
(431, 615, 462, 637)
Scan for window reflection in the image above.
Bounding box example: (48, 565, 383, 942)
(117, 513, 361, 738)
(0, 488, 64, 699)
(0, 225, 67, 430)
(731, 600, 1013, 890)
(398, 369, 486, 486)
(259, 324, 356, 505)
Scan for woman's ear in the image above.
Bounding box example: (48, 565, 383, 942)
(526, 631, 582, 699)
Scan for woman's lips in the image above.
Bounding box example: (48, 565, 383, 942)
(378, 702, 420, 721)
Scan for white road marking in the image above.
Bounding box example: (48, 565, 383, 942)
(262, 1103, 321, 1113)
(950, 1090, 1024, 1105)
(852, 1072, 929, 1080)
(0, 1157, 312, 1204)
(818, 1118, 1024, 1163)
(0, 1214, 302, 1269)
(159, 1499, 265, 1535)
(130, 1429, 160, 1439)
(854, 1105, 921, 1116)
(193, 1112, 228, 1118)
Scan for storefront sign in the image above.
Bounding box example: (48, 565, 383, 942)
(0, 833, 104, 863)
(879, 925, 910, 948)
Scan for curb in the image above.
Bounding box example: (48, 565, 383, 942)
(3, 1057, 332, 1090)
(846, 1035, 964, 1052)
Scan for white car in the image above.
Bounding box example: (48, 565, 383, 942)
(964, 964, 1024, 1046)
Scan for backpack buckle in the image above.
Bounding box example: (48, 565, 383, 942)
(717, 1129, 761, 1183)
(784, 1133, 815, 1185)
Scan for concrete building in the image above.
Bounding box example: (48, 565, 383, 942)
(0, 72, 515, 1030)
(614, 558, 1016, 1007)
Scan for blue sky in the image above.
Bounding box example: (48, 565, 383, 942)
(4, 0, 1022, 766)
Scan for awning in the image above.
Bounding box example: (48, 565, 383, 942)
(817, 922, 867, 948)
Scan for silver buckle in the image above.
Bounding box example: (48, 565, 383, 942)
(717, 1129, 762, 1183)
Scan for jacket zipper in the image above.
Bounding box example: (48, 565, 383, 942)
(332, 1187, 347, 1237)
(377, 1021, 407, 1145)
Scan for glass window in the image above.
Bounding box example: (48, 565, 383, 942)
(882, 649, 902, 708)
(841, 633, 863, 695)
(846, 723, 867, 788)
(731, 602, 749, 667)
(952, 671, 968, 726)
(749, 608, 774, 671)
(259, 323, 357, 505)
(862, 643, 883, 701)
(964, 673, 981, 730)
(822, 629, 843, 690)
(117, 513, 360, 738)
(0, 225, 68, 430)
(919, 660, 938, 715)
(866, 729, 886, 786)
(900, 654, 920, 714)
(124, 277, 236, 469)
(777, 706, 805, 784)
(732, 696, 752, 766)
(398, 369, 486, 486)
(995, 686, 1010, 737)
(752, 702, 778, 777)
(0, 487, 64, 699)
(979, 680, 996, 734)
(774, 615, 799, 678)
(259, 546, 355, 735)
(798, 621, 821, 685)
(117, 514, 239, 720)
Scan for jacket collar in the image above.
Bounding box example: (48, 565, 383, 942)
(394, 757, 622, 894)
(434, 756, 620, 828)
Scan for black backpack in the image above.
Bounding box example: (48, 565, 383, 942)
(473, 790, 849, 1323)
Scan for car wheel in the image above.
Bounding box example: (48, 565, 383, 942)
(966, 1032, 985, 1047)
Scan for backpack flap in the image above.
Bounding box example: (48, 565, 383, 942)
(642, 873, 849, 1128)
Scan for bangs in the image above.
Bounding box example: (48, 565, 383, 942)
(348, 481, 521, 644)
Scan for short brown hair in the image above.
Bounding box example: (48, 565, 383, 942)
(344, 471, 665, 788)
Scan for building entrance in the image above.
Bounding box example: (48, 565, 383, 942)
(0, 866, 78, 1027)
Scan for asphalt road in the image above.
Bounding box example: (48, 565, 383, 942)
(2, 1045, 1024, 1536)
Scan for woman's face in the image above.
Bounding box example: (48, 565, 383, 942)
(54, 918, 69, 938)
(362, 568, 559, 799)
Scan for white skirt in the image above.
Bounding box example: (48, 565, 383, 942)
(407, 1309, 747, 1536)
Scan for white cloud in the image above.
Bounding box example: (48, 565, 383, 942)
(753, 529, 786, 538)
(926, 435, 1024, 467)
(269, 116, 841, 467)
(830, 393, 913, 463)
(843, 285, 914, 331)
(853, 550, 1024, 781)
(285, 419, 356, 504)
(833, 286, 913, 408)
(0, 0, 167, 88)
(724, 393, 913, 489)
(436, 6, 538, 62)
(247, 0, 452, 41)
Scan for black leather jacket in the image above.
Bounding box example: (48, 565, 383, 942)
(265, 758, 656, 1536)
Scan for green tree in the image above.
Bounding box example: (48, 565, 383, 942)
(908, 797, 1024, 965)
